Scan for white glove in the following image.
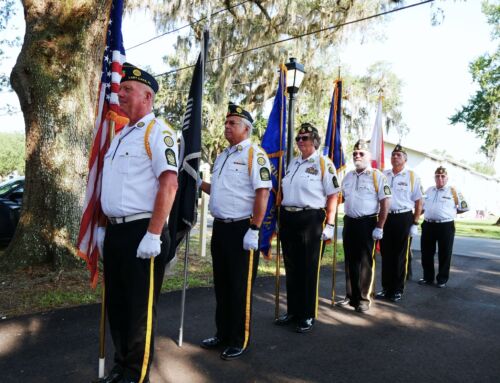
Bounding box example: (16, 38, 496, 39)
(137, 231, 162, 259)
(321, 223, 335, 240)
(372, 227, 384, 240)
(243, 228, 259, 250)
(97, 227, 106, 258)
(409, 224, 419, 237)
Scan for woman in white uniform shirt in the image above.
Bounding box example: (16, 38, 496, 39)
(275, 123, 340, 333)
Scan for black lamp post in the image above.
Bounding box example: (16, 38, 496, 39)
(285, 57, 306, 166)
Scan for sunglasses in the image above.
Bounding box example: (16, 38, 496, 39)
(295, 135, 311, 142)
(352, 151, 366, 157)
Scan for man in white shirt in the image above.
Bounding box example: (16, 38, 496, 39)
(378, 144, 423, 302)
(419, 166, 469, 288)
(199, 104, 271, 360)
(97, 63, 178, 383)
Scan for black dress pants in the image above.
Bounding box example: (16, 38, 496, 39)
(103, 218, 169, 382)
(342, 215, 378, 307)
(380, 211, 413, 294)
(420, 221, 455, 284)
(279, 208, 325, 320)
(211, 219, 259, 349)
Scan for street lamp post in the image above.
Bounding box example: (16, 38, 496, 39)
(285, 57, 305, 166)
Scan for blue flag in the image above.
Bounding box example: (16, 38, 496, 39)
(323, 79, 345, 173)
(259, 66, 287, 258)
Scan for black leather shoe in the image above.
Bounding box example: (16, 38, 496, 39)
(418, 279, 433, 286)
(375, 290, 388, 299)
(355, 303, 369, 313)
(201, 336, 223, 349)
(436, 282, 446, 288)
(221, 346, 247, 361)
(296, 318, 314, 333)
(93, 371, 122, 383)
(390, 292, 402, 302)
(274, 313, 296, 326)
(335, 297, 351, 307)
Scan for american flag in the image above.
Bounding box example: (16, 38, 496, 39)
(77, 0, 127, 288)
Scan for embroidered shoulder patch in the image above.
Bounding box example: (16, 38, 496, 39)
(164, 136, 174, 147)
(260, 167, 271, 181)
(328, 165, 334, 174)
(165, 148, 177, 167)
(461, 201, 468, 209)
(332, 175, 339, 188)
(384, 185, 391, 196)
(257, 157, 266, 166)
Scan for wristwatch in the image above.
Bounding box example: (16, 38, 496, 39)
(250, 224, 260, 230)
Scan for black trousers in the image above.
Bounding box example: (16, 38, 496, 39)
(380, 211, 413, 294)
(279, 209, 325, 319)
(420, 221, 455, 284)
(211, 219, 259, 349)
(342, 215, 378, 307)
(103, 219, 170, 382)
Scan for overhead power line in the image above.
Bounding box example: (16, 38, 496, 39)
(126, 0, 252, 51)
(153, 0, 435, 79)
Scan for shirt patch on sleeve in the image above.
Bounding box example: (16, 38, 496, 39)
(260, 167, 271, 181)
(384, 185, 391, 196)
(257, 157, 266, 166)
(461, 201, 468, 209)
(164, 136, 174, 147)
(165, 148, 177, 167)
(328, 165, 334, 174)
(332, 175, 339, 188)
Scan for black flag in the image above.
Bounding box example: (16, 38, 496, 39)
(167, 29, 209, 261)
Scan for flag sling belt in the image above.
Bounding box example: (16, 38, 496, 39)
(210, 218, 259, 349)
(103, 218, 170, 381)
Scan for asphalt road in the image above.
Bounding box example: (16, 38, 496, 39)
(1, 246, 500, 383)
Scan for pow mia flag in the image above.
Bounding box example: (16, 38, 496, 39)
(167, 29, 209, 262)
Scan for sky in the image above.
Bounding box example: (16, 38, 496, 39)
(1, 0, 498, 173)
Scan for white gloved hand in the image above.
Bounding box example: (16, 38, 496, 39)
(243, 228, 259, 250)
(409, 224, 419, 237)
(321, 223, 335, 240)
(372, 227, 384, 240)
(137, 231, 162, 259)
(97, 227, 106, 258)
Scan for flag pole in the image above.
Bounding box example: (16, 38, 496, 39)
(274, 217, 281, 320)
(178, 232, 190, 347)
(331, 201, 339, 306)
(97, 116, 116, 378)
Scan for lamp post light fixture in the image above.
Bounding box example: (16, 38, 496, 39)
(285, 57, 306, 166)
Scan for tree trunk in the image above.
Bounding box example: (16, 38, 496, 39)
(495, 217, 500, 226)
(4, 0, 112, 270)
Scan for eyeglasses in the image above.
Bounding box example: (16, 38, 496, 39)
(435, 174, 447, 178)
(352, 151, 366, 157)
(295, 135, 310, 142)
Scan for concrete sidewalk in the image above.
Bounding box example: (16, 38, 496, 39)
(1, 251, 499, 383)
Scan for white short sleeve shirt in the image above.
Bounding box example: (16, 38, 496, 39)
(209, 139, 272, 219)
(383, 167, 423, 212)
(101, 113, 178, 218)
(423, 185, 469, 221)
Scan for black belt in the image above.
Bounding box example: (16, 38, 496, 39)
(346, 214, 378, 220)
(214, 216, 251, 223)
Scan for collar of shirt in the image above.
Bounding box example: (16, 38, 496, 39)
(388, 167, 407, 177)
(293, 151, 318, 166)
(127, 112, 155, 131)
(353, 166, 373, 176)
(225, 138, 251, 154)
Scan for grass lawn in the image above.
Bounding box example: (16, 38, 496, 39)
(454, 218, 500, 239)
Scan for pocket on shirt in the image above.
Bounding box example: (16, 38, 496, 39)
(117, 147, 148, 174)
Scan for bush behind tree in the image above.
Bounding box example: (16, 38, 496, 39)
(0, 132, 25, 177)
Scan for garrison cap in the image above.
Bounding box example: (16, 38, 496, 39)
(121, 62, 159, 93)
(392, 144, 407, 155)
(227, 103, 254, 124)
(298, 122, 318, 135)
(435, 166, 447, 175)
(353, 139, 369, 151)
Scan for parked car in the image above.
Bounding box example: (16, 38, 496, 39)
(0, 176, 24, 243)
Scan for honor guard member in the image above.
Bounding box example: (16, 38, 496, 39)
(337, 139, 391, 312)
(275, 123, 340, 333)
(419, 166, 469, 288)
(96, 63, 179, 383)
(377, 144, 423, 302)
(199, 104, 271, 360)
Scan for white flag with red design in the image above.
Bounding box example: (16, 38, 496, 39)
(370, 96, 385, 170)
